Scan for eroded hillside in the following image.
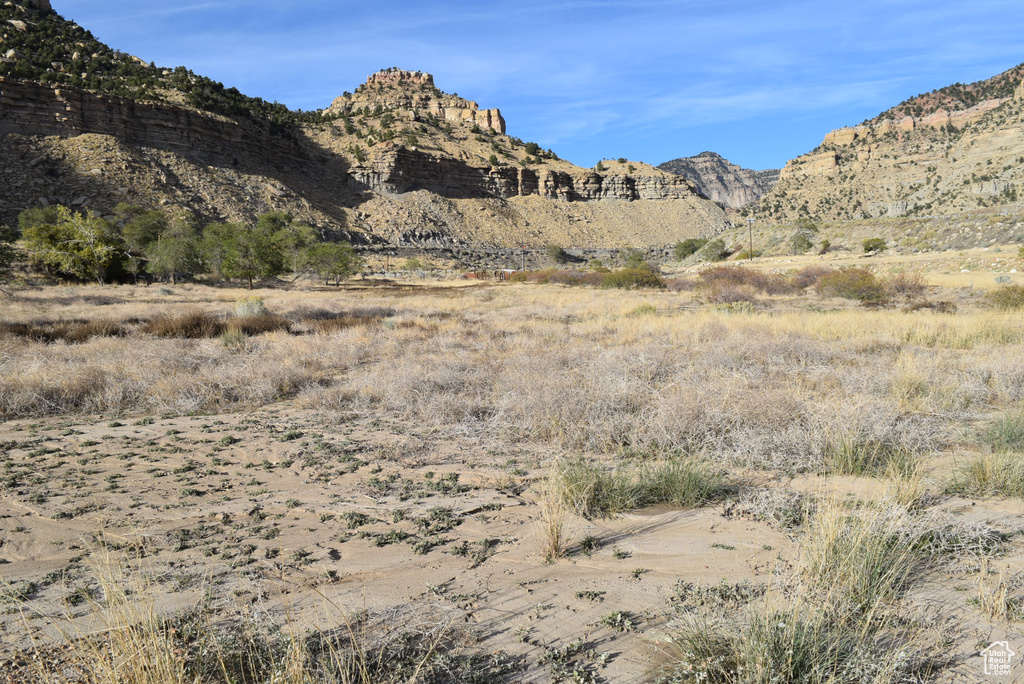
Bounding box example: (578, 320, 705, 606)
(750, 63, 1024, 223)
(0, 3, 729, 247)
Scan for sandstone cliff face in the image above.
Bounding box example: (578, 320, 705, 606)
(657, 151, 779, 208)
(349, 144, 703, 202)
(756, 66, 1024, 222)
(0, 78, 309, 167)
(1, 65, 729, 246)
(329, 70, 506, 135)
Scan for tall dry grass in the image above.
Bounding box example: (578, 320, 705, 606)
(3, 285, 1023, 476)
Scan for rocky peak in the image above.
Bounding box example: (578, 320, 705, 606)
(365, 68, 434, 87)
(658, 151, 779, 209)
(328, 68, 506, 135)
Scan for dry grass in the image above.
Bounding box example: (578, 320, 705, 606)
(17, 548, 517, 684)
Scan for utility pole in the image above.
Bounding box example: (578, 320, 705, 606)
(746, 218, 755, 262)
(521, 240, 526, 271)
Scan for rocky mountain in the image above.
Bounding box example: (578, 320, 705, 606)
(0, 4, 729, 248)
(657, 152, 779, 209)
(750, 62, 1024, 223)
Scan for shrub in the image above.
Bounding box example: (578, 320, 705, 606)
(733, 248, 762, 260)
(674, 238, 708, 260)
(816, 268, 887, 302)
(788, 231, 814, 254)
(885, 272, 927, 300)
(947, 452, 1024, 499)
(545, 244, 569, 264)
(233, 296, 269, 318)
(801, 502, 924, 610)
(697, 238, 729, 262)
(0, 319, 125, 344)
(550, 457, 727, 517)
(141, 311, 225, 338)
(587, 258, 604, 270)
(699, 265, 797, 295)
(601, 268, 665, 289)
(863, 237, 887, 253)
(978, 412, 1024, 452)
(704, 283, 757, 304)
(987, 283, 1024, 310)
(819, 238, 831, 254)
(792, 265, 836, 289)
(226, 314, 291, 336)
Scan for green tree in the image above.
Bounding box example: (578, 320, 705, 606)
(267, 214, 317, 274)
(22, 206, 118, 284)
(488, 154, 499, 167)
(863, 237, 887, 253)
(675, 238, 708, 260)
(200, 222, 239, 278)
(18, 206, 61, 233)
(788, 231, 814, 254)
(546, 244, 569, 264)
(118, 206, 167, 283)
(698, 238, 729, 262)
(304, 242, 363, 286)
(222, 220, 285, 289)
(148, 212, 200, 285)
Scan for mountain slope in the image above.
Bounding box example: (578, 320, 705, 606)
(658, 152, 779, 209)
(751, 63, 1024, 222)
(0, 3, 728, 247)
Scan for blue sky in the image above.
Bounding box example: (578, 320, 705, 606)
(54, 0, 1024, 171)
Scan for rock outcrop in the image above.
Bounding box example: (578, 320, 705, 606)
(350, 144, 703, 202)
(329, 70, 506, 135)
(754, 64, 1024, 222)
(657, 152, 779, 208)
(0, 78, 308, 167)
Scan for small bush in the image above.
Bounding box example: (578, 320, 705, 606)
(987, 283, 1024, 310)
(601, 268, 665, 290)
(664, 277, 697, 291)
(546, 244, 569, 264)
(697, 238, 729, 262)
(817, 267, 887, 302)
(675, 238, 708, 260)
(863, 237, 887, 253)
(226, 314, 291, 337)
(788, 231, 814, 254)
(885, 272, 927, 300)
(660, 601, 936, 684)
(792, 265, 836, 289)
(704, 283, 757, 304)
(801, 502, 924, 610)
(550, 457, 727, 517)
(233, 296, 269, 318)
(0, 319, 125, 344)
(978, 412, 1024, 452)
(141, 311, 225, 338)
(699, 265, 796, 295)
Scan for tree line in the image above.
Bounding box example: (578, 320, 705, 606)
(3, 204, 363, 288)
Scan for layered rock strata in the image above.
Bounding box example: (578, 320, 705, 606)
(658, 151, 779, 208)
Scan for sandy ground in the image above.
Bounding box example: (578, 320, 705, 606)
(0, 402, 1021, 682)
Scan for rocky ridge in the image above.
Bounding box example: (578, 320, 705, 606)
(658, 151, 779, 208)
(752, 62, 1024, 222)
(0, 24, 730, 248)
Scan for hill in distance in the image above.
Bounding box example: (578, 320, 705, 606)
(750, 62, 1024, 224)
(658, 151, 779, 209)
(0, 2, 729, 249)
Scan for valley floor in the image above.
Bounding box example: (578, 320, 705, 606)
(0, 266, 1023, 683)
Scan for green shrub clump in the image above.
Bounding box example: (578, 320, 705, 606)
(816, 267, 887, 302)
(862, 237, 887, 253)
(987, 283, 1024, 310)
(674, 238, 708, 260)
(601, 268, 665, 290)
